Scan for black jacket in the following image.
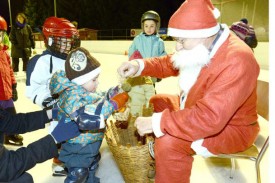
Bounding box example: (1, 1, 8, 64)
(9, 24, 35, 58)
(0, 110, 58, 182)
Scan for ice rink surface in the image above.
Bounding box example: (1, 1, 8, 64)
(6, 49, 269, 183)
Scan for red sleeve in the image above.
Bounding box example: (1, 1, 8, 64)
(141, 54, 179, 78)
(5, 52, 17, 85)
(160, 52, 259, 141)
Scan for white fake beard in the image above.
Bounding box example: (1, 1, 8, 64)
(171, 44, 211, 108)
(171, 44, 210, 70)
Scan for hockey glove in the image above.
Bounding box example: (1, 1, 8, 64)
(42, 97, 59, 110)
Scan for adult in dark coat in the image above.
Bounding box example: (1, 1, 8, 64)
(0, 108, 80, 183)
(9, 13, 35, 73)
(0, 104, 108, 183)
(0, 15, 23, 146)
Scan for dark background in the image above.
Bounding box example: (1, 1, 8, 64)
(1, 0, 269, 41)
(0, 0, 184, 33)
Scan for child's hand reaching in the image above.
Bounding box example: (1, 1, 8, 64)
(106, 85, 120, 100)
(110, 92, 129, 111)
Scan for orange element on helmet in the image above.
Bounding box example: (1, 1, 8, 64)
(0, 16, 7, 31)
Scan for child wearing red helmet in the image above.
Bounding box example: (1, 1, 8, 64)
(25, 16, 81, 176)
(0, 16, 23, 146)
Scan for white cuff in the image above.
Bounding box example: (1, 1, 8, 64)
(99, 114, 106, 129)
(133, 59, 145, 77)
(152, 112, 165, 137)
(191, 139, 215, 158)
(48, 120, 58, 134)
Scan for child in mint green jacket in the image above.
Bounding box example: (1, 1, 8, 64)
(127, 10, 167, 115)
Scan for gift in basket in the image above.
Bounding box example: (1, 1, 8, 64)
(105, 104, 155, 183)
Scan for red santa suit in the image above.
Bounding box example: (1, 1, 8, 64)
(132, 0, 260, 182)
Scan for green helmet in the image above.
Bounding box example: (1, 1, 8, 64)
(141, 10, 160, 32)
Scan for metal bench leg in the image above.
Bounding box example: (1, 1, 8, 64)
(230, 158, 235, 179)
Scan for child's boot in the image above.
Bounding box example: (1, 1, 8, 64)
(86, 153, 101, 183)
(65, 167, 88, 183)
(52, 157, 67, 176)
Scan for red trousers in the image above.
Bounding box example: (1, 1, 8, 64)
(149, 94, 259, 183)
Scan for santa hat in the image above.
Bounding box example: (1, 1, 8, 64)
(65, 47, 101, 85)
(168, 0, 220, 38)
(129, 50, 143, 61)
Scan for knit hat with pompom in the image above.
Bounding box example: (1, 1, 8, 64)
(65, 47, 101, 85)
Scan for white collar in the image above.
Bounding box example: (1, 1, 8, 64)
(209, 24, 230, 59)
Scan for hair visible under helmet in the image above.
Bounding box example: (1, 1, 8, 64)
(141, 10, 161, 33)
(42, 16, 80, 59)
(167, 0, 220, 38)
(16, 13, 27, 24)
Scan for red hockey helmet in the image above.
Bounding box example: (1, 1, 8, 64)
(42, 16, 80, 59)
(0, 16, 8, 31)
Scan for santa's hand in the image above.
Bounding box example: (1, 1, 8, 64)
(134, 117, 153, 136)
(117, 61, 139, 78)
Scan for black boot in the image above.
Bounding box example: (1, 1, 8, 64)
(65, 167, 88, 183)
(4, 134, 23, 146)
(86, 153, 101, 183)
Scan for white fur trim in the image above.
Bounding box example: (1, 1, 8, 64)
(72, 67, 101, 85)
(133, 59, 144, 77)
(48, 120, 58, 134)
(180, 92, 187, 109)
(209, 24, 230, 58)
(213, 8, 220, 19)
(152, 112, 165, 137)
(191, 139, 215, 158)
(99, 114, 106, 129)
(168, 24, 220, 38)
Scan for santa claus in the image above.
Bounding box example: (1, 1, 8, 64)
(117, 0, 260, 182)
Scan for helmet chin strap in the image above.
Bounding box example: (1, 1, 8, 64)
(208, 24, 224, 53)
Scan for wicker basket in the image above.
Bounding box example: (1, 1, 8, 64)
(105, 116, 155, 183)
